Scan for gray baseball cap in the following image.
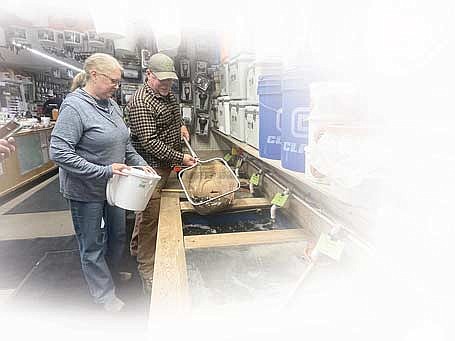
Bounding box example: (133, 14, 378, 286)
(147, 53, 178, 80)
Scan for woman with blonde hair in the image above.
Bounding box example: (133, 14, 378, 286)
(50, 53, 153, 312)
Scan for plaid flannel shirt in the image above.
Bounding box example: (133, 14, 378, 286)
(125, 83, 184, 168)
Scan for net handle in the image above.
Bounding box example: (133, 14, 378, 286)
(183, 137, 198, 159)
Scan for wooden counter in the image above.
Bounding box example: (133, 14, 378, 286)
(0, 126, 56, 198)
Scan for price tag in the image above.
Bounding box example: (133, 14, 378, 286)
(231, 147, 238, 156)
(224, 153, 232, 162)
(250, 173, 260, 186)
(271, 193, 289, 207)
(314, 233, 345, 261)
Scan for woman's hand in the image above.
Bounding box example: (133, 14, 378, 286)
(111, 163, 131, 176)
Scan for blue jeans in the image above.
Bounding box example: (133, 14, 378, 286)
(69, 200, 126, 304)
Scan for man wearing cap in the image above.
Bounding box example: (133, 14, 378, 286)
(125, 53, 196, 293)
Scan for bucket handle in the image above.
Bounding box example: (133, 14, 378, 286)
(258, 100, 281, 113)
(131, 166, 161, 189)
(130, 165, 159, 176)
(128, 166, 161, 198)
(258, 101, 282, 132)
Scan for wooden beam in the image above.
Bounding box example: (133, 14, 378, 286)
(180, 197, 271, 214)
(150, 193, 190, 322)
(184, 228, 313, 249)
(160, 188, 184, 193)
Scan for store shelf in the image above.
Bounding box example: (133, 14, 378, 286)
(15, 125, 54, 137)
(211, 128, 335, 198)
(0, 78, 33, 85)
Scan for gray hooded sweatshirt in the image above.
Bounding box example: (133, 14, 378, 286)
(50, 88, 147, 202)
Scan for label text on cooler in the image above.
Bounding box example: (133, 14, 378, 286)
(267, 136, 281, 144)
(282, 142, 305, 154)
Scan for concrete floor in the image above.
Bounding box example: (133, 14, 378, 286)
(0, 174, 74, 241)
(0, 174, 74, 302)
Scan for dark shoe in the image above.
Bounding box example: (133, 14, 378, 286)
(111, 271, 133, 286)
(118, 271, 132, 282)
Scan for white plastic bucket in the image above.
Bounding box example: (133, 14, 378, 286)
(106, 167, 161, 211)
(246, 59, 282, 103)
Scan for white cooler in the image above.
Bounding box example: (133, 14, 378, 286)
(229, 100, 252, 142)
(228, 53, 255, 99)
(246, 59, 282, 103)
(220, 63, 229, 96)
(244, 105, 259, 149)
(217, 96, 231, 135)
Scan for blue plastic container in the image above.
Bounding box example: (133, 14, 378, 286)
(258, 74, 282, 160)
(281, 68, 317, 172)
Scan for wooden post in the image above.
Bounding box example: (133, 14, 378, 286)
(150, 193, 190, 325)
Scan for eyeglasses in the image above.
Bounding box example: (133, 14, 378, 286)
(99, 73, 122, 86)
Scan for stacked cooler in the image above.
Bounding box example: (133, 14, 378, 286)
(216, 63, 231, 135)
(229, 100, 250, 142)
(244, 59, 282, 149)
(217, 95, 231, 135)
(225, 54, 255, 141)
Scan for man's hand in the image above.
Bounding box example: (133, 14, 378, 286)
(111, 163, 131, 176)
(182, 153, 197, 166)
(181, 126, 190, 141)
(0, 137, 16, 161)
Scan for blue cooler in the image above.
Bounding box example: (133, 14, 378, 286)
(258, 74, 282, 160)
(281, 67, 318, 172)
